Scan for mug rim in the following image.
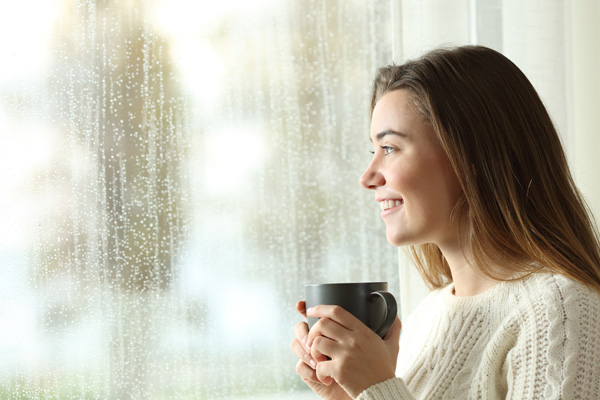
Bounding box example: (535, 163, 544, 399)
(304, 281, 387, 287)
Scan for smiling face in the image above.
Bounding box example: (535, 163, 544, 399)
(359, 89, 463, 249)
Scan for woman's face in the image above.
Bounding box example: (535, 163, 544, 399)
(359, 89, 463, 249)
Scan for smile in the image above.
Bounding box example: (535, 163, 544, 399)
(380, 199, 404, 211)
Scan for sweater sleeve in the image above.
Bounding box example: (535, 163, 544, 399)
(503, 277, 600, 399)
(355, 378, 416, 400)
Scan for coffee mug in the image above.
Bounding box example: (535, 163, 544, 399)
(304, 282, 397, 338)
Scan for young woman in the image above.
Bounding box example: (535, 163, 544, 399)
(291, 45, 600, 399)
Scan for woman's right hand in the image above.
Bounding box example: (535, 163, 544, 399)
(291, 301, 352, 400)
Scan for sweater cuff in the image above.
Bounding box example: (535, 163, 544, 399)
(355, 377, 415, 400)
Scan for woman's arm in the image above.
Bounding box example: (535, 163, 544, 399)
(501, 284, 600, 399)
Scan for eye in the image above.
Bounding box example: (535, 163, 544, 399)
(380, 145, 396, 155)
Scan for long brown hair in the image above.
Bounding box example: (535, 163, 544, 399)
(371, 45, 600, 291)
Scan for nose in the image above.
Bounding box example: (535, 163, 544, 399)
(359, 158, 385, 190)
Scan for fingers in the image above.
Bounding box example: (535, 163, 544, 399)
(306, 305, 361, 330)
(294, 303, 403, 394)
(305, 305, 363, 347)
(292, 321, 320, 370)
(292, 301, 338, 388)
(295, 318, 334, 364)
(295, 360, 323, 385)
(315, 361, 334, 386)
(296, 300, 307, 318)
(306, 316, 347, 352)
(310, 333, 338, 362)
(307, 314, 359, 363)
(294, 320, 309, 345)
(291, 336, 318, 370)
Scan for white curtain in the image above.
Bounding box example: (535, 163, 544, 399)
(397, 0, 600, 317)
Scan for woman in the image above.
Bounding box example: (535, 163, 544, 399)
(290, 45, 600, 399)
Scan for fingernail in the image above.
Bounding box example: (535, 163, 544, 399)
(301, 336, 310, 352)
(306, 307, 314, 316)
(309, 359, 317, 369)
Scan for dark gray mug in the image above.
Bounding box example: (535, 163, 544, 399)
(304, 282, 397, 338)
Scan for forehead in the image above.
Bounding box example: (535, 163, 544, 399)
(370, 89, 426, 138)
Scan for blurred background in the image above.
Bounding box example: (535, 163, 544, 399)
(0, 0, 598, 399)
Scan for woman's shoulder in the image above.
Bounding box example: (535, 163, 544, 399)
(514, 273, 600, 309)
(403, 273, 600, 330)
(505, 273, 600, 331)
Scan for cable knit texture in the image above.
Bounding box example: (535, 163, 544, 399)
(356, 273, 600, 400)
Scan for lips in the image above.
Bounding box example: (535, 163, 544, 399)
(380, 199, 404, 211)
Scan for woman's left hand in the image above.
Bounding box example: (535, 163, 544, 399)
(306, 305, 402, 398)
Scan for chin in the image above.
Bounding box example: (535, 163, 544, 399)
(386, 228, 424, 248)
(385, 232, 408, 247)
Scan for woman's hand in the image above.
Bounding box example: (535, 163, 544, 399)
(306, 304, 401, 399)
(291, 301, 352, 400)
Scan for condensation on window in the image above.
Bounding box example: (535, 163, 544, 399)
(0, 0, 395, 398)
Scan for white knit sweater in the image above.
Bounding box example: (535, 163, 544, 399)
(357, 273, 600, 400)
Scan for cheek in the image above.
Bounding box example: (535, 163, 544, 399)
(438, 162, 463, 205)
(387, 165, 421, 193)
(406, 166, 460, 212)
(395, 169, 436, 201)
(428, 175, 463, 221)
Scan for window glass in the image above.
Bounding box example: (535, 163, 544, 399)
(0, 0, 397, 398)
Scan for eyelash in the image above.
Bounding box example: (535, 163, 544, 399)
(370, 146, 396, 155)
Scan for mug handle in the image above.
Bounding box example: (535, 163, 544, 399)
(366, 291, 397, 338)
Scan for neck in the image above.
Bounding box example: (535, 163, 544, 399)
(439, 243, 501, 297)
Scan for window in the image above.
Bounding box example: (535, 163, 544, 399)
(0, 1, 397, 398)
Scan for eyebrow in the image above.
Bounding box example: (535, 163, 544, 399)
(371, 130, 408, 142)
